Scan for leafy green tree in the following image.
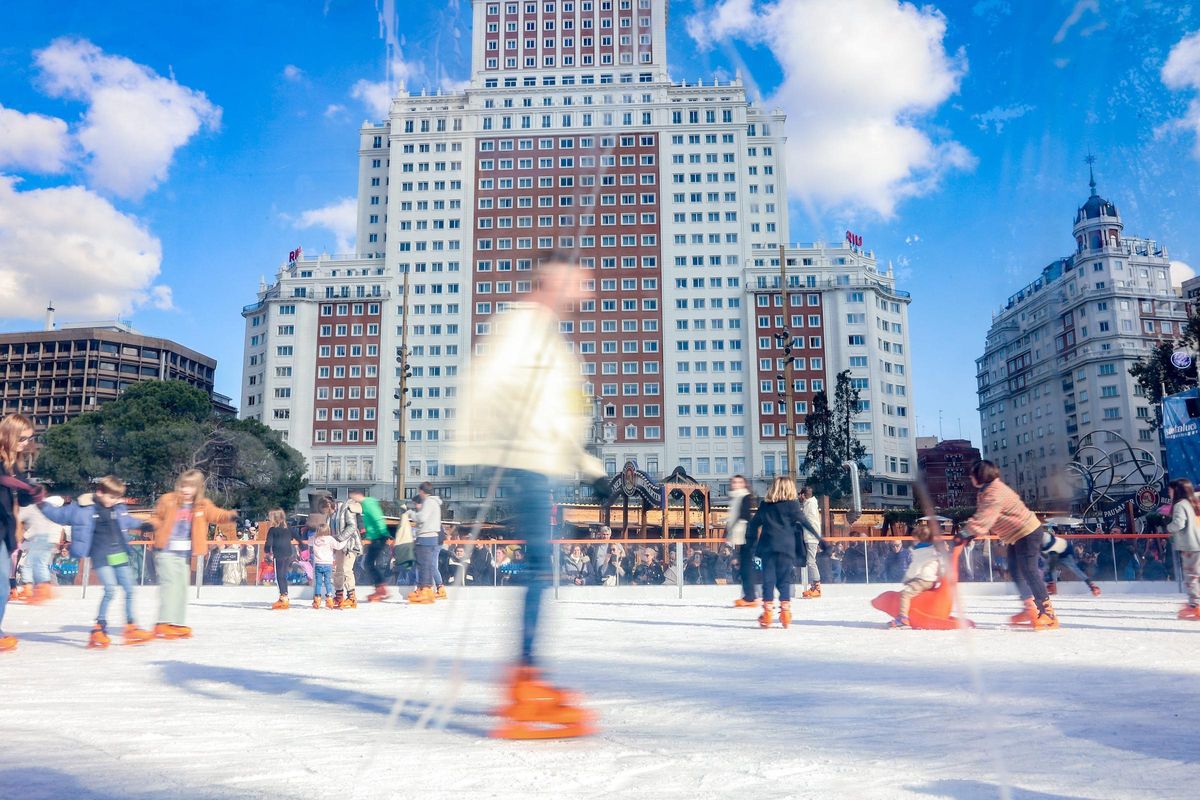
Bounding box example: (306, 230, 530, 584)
(802, 371, 871, 502)
(36, 381, 306, 515)
(1129, 339, 1199, 431)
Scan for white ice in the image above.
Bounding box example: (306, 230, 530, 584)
(0, 583, 1196, 800)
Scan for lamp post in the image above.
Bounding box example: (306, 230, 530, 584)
(395, 267, 412, 504)
(778, 242, 797, 479)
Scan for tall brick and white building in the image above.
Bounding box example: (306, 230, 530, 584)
(241, 0, 916, 507)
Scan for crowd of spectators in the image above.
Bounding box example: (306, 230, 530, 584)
(32, 517, 1186, 589)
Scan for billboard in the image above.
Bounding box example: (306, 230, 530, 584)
(1163, 387, 1200, 485)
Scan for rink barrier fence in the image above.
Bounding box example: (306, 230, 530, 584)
(62, 533, 1185, 598)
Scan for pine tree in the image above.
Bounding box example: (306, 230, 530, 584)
(802, 371, 871, 502)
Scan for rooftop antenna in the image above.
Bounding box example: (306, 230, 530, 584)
(45, 300, 56, 332)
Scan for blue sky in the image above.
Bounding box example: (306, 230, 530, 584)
(1, 0, 1199, 444)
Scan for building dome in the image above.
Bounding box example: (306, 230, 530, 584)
(1078, 192, 1118, 220)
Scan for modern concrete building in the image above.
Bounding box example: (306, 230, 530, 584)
(241, 0, 914, 505)
(0, 318, 229, 432)
(976, 171, 1182, 510)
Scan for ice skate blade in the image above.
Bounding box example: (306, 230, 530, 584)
(490, 721, 596, 740)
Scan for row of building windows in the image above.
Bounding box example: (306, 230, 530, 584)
(314, 428, 376, 443)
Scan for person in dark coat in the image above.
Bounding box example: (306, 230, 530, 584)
(264, 508, 302, 609)
(747, 476, 804, 628)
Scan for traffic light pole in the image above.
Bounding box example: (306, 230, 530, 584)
(396, 267, 411, 505)
(779, 243, 797, 479)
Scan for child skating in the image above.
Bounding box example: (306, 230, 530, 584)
(310, 521, 346, 608)
(889, 523, 943, 629)
(746, 475, 805, 629)
(1040, 531, 1100, 597)
(41, 477, 155, 647)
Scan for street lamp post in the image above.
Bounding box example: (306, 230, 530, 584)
(395, 267, 412, 504)
(778, 243, 797, 479)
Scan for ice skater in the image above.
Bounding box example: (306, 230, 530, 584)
(331, 494, 363, 608)
(265, 509, 299, 610)
(725, 473, 758, 607)
(452, 250, 604, 738)
(15, 497, 65, 603)
(958, 460, 1060, 629)
(0, 413, 45, 653)
(747, 476, 805, 629)
(146, 469, 238, 639)
(888, 522, 943, 629)
(799, 485, 824, 599)
(1041, 532, 1100, 597)
(1166, 479, 1200, 620)
(309, 521, 346, 609)
(41, 477, 155, 648)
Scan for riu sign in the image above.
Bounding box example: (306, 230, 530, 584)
(845, 231, 863, 248)
(288, 246, 303, 264)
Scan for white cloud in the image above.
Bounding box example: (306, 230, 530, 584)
(1053, 0, 1100, 44)
(1161, 30, 1200, 159)
(0, 103, 72, 173)
(289, 197, 357, 253)
(0, 175, 166, 319)
(34, 37, 221, 200)
(687, 0, 972, 218)
(351, 58, 419, 118)
(905, 234, 921, 245)
(972, 103, 1036, 133)
(282, 64, 304, 81)
(323, 103, 348, 118)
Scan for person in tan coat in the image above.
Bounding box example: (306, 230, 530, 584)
(147, 469, 237, 639)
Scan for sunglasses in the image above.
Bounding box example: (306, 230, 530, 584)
(18, 434, 35, 443)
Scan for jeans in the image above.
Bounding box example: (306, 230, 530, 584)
(94, 562, 135, 625)
(802, 534, 821, 583)
(513, 470, 551, 666)
(155, 552, 191, 626)
(314, 564, 334, 597)
(415, 540, 439, 588)
(0, 543, 9, 632)
(1181, 551, 1200, 607)
(1046, 553, 1092, 586)
(737, 541, 757, 601)
(1011, 531, 1050, 609)
(363, 538, 391, 586)
(20, 535, 55, 584)
(761, 552, 795, 603)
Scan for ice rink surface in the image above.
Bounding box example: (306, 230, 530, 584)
(1, 583, 1196, 800)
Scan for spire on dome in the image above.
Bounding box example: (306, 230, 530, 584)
(1085, 151, 1097, 197)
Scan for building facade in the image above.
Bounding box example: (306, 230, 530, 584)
(917, 438, 981, 508)
(976, 176, 1181, 509)
(0, 321, 228, 432)
(241, 0, 915, 506)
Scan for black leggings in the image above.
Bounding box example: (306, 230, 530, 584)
(1011, 531, 1050, 608)
(364, 539, 391, 586)
(274, 556, 292, 596)
(738, 542, 757, 601)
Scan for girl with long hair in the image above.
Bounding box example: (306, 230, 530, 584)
(746, 475, 804, 629)
(1166, 478, 1200, 619)
(0, 414, 43, 652)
